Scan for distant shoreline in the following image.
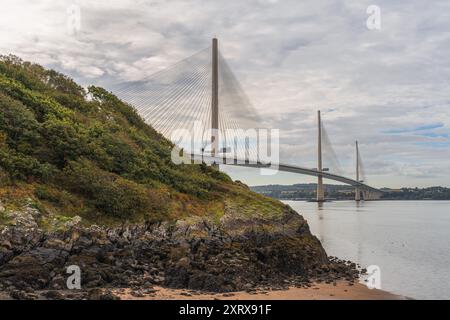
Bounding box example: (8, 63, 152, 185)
(251, 185, 450, 201)
(280, 199, 450, 202)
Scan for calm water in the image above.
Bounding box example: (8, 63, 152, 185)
(283, 200, 450, 300)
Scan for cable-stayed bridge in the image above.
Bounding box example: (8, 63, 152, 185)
(112, 39, 382, 201)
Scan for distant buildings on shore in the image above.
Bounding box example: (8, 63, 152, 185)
(251, 184, 450, 201)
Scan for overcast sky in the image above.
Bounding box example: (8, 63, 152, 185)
(1, 0, 450, 188)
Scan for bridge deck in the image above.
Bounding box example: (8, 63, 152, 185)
(188, 154, 382, 193)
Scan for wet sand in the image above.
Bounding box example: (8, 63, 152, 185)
(114, 281, 404, 300)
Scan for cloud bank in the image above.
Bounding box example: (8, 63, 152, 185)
(1, 0, 449, 187)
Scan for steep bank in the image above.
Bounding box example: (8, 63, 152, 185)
(0, 201, 359, 299)
(0, 56, 359, 299)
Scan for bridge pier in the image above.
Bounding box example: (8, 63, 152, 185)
(355, 187, 361, 201)
(317, 176, 325, 202)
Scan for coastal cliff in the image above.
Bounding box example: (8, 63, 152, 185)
(0, 56, 358, 299)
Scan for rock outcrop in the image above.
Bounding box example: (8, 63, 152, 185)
(0, 203, 359, 299)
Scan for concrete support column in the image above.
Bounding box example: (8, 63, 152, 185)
(317, 110, 325, 202)
(211, 38, 219, 159)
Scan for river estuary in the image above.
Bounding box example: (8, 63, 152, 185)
(283, 200, 450, 299)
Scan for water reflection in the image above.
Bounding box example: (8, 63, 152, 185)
(284, 200, 450, 299)
(312, 201, 365, 260)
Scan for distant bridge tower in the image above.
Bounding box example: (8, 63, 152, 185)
(211, 38, 219, 158)
(317, 110, 325, 202)
(355, 140, 361, 201)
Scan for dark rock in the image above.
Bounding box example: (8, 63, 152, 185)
(9, 290, 38, 300)
(0, 212, 360, 297)
(86, 288, 119, 300)
(44, 290, 63, 300)
(100, 290, 120, 300)
(130, 290, 144, 298)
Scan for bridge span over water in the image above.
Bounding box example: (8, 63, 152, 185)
(113, 38, 383, 201)
(186, 154, 383, 200)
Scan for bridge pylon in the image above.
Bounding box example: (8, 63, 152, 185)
(355, 140, 361, 201)
(211, 38, 219, 159)
(317, 110, 325, 202)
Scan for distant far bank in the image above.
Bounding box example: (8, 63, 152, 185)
(251, 184, 450, 201)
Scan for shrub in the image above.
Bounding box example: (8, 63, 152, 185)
(35, 185, 61, 203)
(63, 160, 152, 219)
(0, 141, 56, 180)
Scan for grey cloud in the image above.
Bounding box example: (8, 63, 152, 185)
(0, 0, 449, 187)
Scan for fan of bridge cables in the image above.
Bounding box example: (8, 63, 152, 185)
(357, 144, 367, 184)
(321, 123, 346, 177)
(111, 45, 262, 161)
(321, 123, 368, 182)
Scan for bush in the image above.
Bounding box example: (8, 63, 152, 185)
(63, 160, 152, 219)
(94, 177, 151, 219)
(40, 117, 88, 167)
(35, 185, 61, 203)
(0, 140, 56, 180)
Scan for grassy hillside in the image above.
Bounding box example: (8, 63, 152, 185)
(0, 55, 286, 229)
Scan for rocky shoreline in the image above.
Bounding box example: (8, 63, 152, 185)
(0, 203, 362, 300)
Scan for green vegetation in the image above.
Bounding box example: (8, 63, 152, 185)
(0, 55, 286, 227)
(379, 187, 450, 200)
(251, 183, 354, 200)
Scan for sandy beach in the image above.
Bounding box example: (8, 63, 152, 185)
(0, 280, 405, 300)
(114, 281, 404, 300)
